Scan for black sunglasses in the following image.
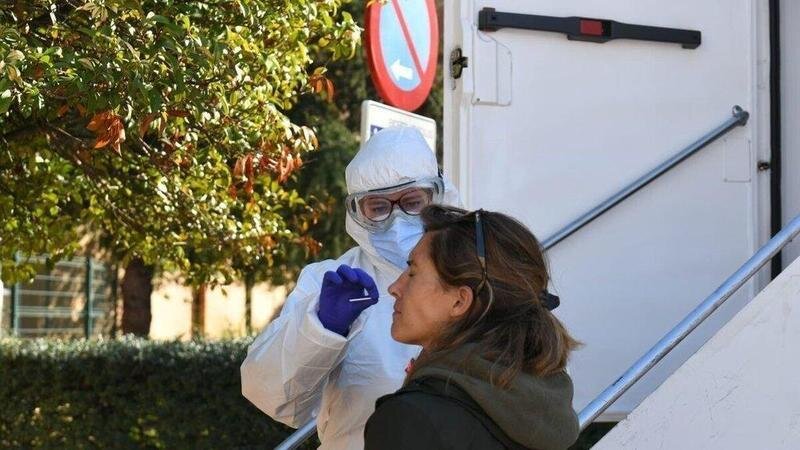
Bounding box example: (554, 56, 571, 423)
(473, 210, 559, 311)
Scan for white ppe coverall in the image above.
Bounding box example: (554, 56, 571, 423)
(240, 127, 459, 450)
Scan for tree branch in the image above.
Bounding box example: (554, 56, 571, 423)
(46, 124, 92, 147)
(24, 1, 78, 30)
(2, 123, 44, 142)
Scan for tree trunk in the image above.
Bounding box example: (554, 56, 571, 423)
(191, 283, 207, 338)
(120, 258, 153, 336)
(244, 273, 254, 335)
(110, 264, 119, 338)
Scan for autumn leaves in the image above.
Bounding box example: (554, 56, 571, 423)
(229, 145, 305, 199)
(86, 110, 125, 154)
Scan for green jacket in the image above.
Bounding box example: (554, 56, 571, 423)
(364, 344, 579, 450)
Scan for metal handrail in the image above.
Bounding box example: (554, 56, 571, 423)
(542, 106, 750, 250)
(578, 213, 800, 429)
(275, 105, 753, 449)
(275, 419, 317, 450)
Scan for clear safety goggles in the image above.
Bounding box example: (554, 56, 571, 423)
(346, 177, 445, 231)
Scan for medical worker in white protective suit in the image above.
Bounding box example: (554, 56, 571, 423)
(241, 126, 459, 450)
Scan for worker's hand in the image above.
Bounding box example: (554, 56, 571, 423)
(317, 265, 379, 336)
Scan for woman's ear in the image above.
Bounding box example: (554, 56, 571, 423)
(450, 286, 474, 318)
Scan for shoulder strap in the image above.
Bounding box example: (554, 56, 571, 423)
(400, 377, 532, 450)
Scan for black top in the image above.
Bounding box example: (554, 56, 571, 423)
(364, 377, 531, 450)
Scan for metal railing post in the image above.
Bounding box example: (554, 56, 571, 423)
(577, 213, 800, 429)
(44, 258, 52, 330)
(10, 282, 20, 337)
(84, 257, 94, 338)
(10, 252, 20, 336)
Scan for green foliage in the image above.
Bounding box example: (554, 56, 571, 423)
(0, 337, 609, 450)
(0, 0, 360, 285)
(0, 337, 318, 449)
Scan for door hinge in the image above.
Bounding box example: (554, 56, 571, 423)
(757, 160, 771, 171)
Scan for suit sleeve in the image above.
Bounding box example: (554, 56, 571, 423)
(364, 395, 445, 450)
(240, 261, 369, 427)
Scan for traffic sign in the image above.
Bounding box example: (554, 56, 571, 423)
(360, 100, 436, 152)
(364, 0, 439, 112)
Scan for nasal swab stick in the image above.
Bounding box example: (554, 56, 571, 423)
(348, 295, 390, 303)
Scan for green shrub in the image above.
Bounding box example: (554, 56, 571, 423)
(0, 337, 617, 449)
(0, 337, 317, 449)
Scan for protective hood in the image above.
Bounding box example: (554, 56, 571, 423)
(410, 344, 580, 450)
(345, 126, 460, 274)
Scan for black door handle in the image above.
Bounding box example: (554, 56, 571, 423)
(478, 8, 701, 49)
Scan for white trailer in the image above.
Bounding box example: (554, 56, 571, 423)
(443, 0, 799, 420)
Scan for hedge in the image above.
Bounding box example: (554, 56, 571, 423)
(0, 337, 317, 449)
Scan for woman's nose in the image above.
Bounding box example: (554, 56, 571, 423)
(388, 275, 403, 299)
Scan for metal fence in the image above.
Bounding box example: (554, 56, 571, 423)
(1, 255, 115, 338)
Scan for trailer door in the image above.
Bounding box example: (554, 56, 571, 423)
(444, 0, 771, 419)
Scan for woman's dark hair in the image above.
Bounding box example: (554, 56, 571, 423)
(413, 205, 580, 387)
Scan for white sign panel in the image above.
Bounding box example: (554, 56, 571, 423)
(360, 100, 437, 152)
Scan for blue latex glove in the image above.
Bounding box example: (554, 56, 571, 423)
(317, 265, 379, 336)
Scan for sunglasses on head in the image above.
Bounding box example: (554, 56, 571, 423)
(473, 210, 559, 312)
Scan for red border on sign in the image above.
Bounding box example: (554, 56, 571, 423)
(364, 0, 439, 112)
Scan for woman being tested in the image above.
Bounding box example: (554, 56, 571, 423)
(365, 205, 580, 450)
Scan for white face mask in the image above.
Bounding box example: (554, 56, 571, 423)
(369, 215, 424, 269)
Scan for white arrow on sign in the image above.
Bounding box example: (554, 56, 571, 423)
(390, 59, 413, 81)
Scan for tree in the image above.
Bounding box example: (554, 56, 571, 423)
(0, 0, 360, 334)
(232, 0, 445, 329)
